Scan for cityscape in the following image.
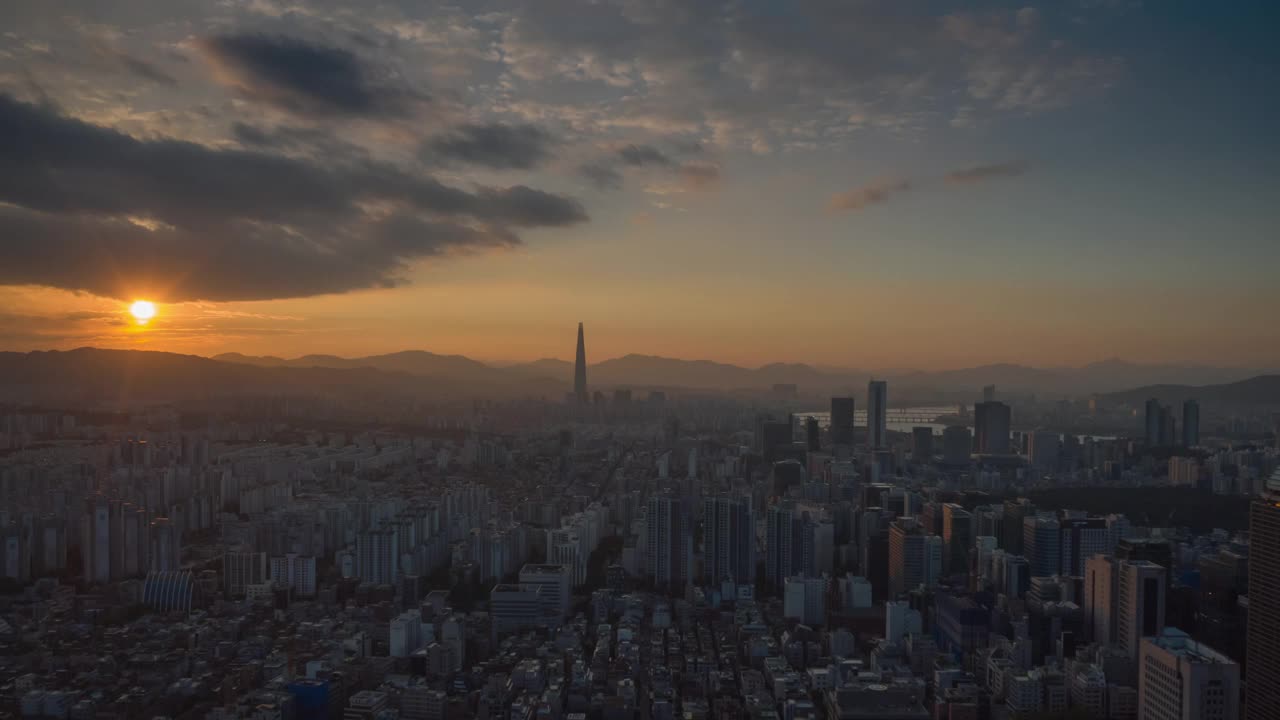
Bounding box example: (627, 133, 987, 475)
(2, 2, 1279, 720)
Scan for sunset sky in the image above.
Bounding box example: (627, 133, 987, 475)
(1, 0, 1277, 369)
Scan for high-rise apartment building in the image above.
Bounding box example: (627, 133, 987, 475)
(702, 495, 755, 591)
(1245, 471, 1280, 720)
(646, 495, 689, 592)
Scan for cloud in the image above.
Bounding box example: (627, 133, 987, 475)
(424, 122, 554, 170)
(828, 179, 912, 212)
(945, 161, 1030, 184)
(617, 144, 673, 167)
(196, 34, 422, 118)
(579, 142, 714, 191)
(90, 42, 178, 86)
(0, 93, 587, 302)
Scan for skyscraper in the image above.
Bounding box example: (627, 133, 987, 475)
(867, 380, 888, 449)
(1245, 470, 1280, 720)
(1117, 560, 1167, 661)
(573, 322, 587, 402)
(1181, 399, 1200, 448)
(912, 427, 934, 462)
(1084, 554, 1116, 644)
(974, 401, 1012, 454)
(830, 397, 855, 446)
(888, 518, 943, 597)
(942, 504, 973, 576)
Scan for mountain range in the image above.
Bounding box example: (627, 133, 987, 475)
(0, 347, 1273, 409)
(218, 351, 1276, 396)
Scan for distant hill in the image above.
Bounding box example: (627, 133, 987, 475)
(1101, 375, 1280, 410)
(2, 347, 1272, 405)
(0, 348, 427, 407)
(214, 349, 498, 380)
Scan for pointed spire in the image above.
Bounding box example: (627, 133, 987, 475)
(574, 322, 588, 402)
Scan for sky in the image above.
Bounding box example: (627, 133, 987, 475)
(0, 0, 1277, 370)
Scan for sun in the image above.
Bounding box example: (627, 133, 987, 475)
(130, 300, 157, 324)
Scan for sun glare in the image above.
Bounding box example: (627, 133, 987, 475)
(130, 300, 157, 324)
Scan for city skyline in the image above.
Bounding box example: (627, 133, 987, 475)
(0, 1, 1277, 368)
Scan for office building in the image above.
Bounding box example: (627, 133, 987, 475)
(1028, 431, 1060, 471)
(706, 491, 752, 589)
(490, 584, 543, 635)
(1023, 515, 1061, 577)
(1245, 472, 1280, 720)
(888, 518, 943, 597)
(911, 427, 933, 462)
(974, 401, 1012, 454)
(805, 416, 821, 451)
(1117, 560, 1167, 661)
(783, 575, 826, 626)
(1083, 555, 1116, 644)
(831, 397, 855, 446)
(1145, 399, 1177, 448)
(646, 495, 689, 592)
(519, 563, 571, 623)
(942, 426, 972, 465)
(1181, 400, 1200, 447)
(886, 600, 923, 644)
(1060, 517, 1111, 576)
(1138, 628, 1239, 720)
(389, 610, 424, 658)
(345, 691, 388, 720)
(867, 380, 888, 449)
(941, 504, 973, 576)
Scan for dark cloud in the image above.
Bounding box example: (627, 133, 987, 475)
(424, 122, 553, 170)
(196, 34, 421, 118)
(580, 143, 713, 191)
(231, 121, 273, 146)
(828, 179, 912, 212)
(617, 144, 673, 167)
(97, 45, 178, 86)
(945, 161, 1030, 184)
(0, 94, 587, 302)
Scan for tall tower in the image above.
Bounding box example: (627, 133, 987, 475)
(573, 322, 588, 402)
